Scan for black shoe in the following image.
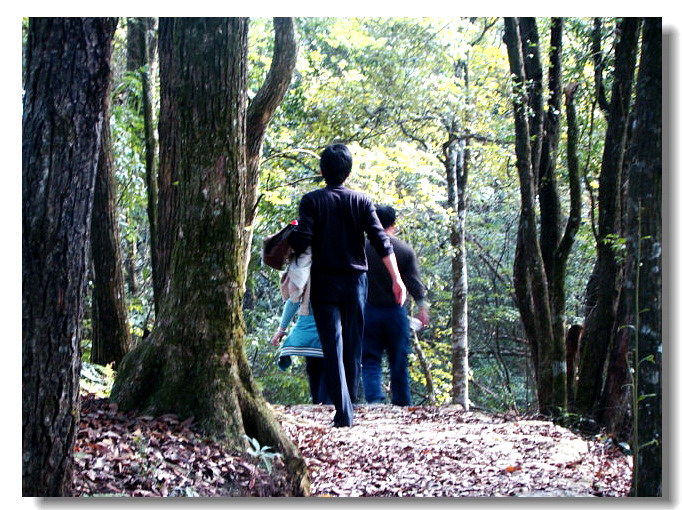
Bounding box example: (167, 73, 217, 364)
(330, 416, 352, 427)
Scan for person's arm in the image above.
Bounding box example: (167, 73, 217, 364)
(364, 206, 393, 259)
(271, 299, 301, 346)
(381, 252, 407, 306)
(402, 247, 430, 326)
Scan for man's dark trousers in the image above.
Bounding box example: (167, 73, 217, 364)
(310, 270, 367, 427)
(362, 303, 412, 406)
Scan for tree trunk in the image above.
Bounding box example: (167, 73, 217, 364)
(90, 83, 132, 366)
(110, 18, 308, 495)
(125, 238, 138, 295)
(127, 17, 161, 314)
(561, 82, 583, 410)
(575, 18, 641, 416)
(411, 330, 436, 405)
(504, 17, 556, 416)
(537, 18, 570, 412)
(597, 294, 632, 437)
(591, 18, 611, 117)
(444, 135, 469, 409)
(625, 17, 662, 497)
(518, 18, 544, 182)
(22, 17, 117, 496)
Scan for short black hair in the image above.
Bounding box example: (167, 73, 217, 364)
(320, 144, 352, 186)
(375, 205, 396, 229)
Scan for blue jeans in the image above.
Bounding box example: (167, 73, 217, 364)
(311, 270, 367, 427)
(361, 304, 412, 406)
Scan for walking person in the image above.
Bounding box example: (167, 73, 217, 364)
(362, 205, 430, 406)
(271, 245, 330, 405)
(289, 143, 406, 427)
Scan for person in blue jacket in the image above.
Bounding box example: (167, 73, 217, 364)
(271, 246, 330, 405)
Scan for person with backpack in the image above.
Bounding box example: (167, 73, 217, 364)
(288, 143, 406, 427)
(270, 245, 330, 405)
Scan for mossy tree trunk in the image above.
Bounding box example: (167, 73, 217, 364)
(22, 17, 117, 496)
(110, 18, 307, 494)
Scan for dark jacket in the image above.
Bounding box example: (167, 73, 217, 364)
(365, 236, 425, 307)
(289, 185, 393, 273)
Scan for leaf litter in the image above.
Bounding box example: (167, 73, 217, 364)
(73, 394, 631, 497)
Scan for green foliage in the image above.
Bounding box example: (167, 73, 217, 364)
(80, 362, 116, 397)
(242, 435, 282, 474)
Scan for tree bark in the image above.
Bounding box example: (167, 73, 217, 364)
(22, 17, 117, 496)
(592, 18, 611, 117)
(518, 17, 544, 183)
(575, 18, 641, 415)
(625, 17, 662, 497)
(90, 81, 132, 366)
(110, 18, 308, 495)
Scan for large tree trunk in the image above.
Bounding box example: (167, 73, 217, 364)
(575, 18, 641, 415)
(625, 17, 662, 497)
(110, 18, 307, 495)
(90, 83, 132, 366)
(127, 17, 161, 314)
(22, 17, 117, 496)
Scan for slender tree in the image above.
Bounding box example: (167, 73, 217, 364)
(127, 17, 161, 313)
(90, 79, 132, 366)
(22, 17, 117, 496)
(443, 128, 470, 410)
(110, 18, 307, 493)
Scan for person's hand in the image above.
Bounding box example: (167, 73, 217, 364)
(392, 279, 407, 306)
(271, 329, 286, 346)
(417, 306, 430, 328)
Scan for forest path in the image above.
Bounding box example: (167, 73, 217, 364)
(73, 395, 630, 497)
(274, 404, 631, 497)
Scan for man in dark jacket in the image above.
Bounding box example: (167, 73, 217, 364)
(289, 144, 406, 427)
(362, 205, 429, 406)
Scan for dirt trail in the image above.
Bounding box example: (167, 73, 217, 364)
(275, 404, 631, 497)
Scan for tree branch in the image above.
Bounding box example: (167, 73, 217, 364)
(246, 18, 298, 163)
(592, 18, 610, 117)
